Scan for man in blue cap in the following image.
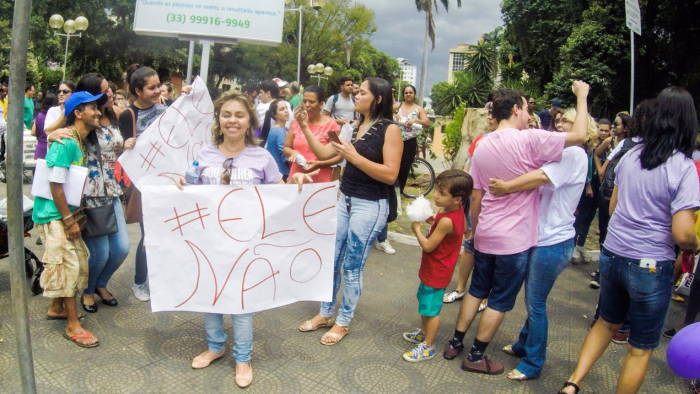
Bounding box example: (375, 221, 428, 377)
(538, 98, 562, 131)
(33, 91, 105, 348)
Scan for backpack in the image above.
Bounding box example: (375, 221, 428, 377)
(330, 93, 355, 119)
(601, 138, 638, 202)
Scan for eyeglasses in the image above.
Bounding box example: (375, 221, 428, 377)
(221, 158, 234, 184)
(58, 89, 72, 95)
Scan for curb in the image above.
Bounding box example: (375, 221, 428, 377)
(388, 231, 601, 262)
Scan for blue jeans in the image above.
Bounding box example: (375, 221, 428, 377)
(598, 247, 674, 349)
(511, 238, 574, 378)
(204, 313, 253, 364)
(134, 221, 147, 285)
(320, 193, 387, 326)
(83, 197, 130, 294)
(468, 248, 530, 312)
(378, 224, 388, 243)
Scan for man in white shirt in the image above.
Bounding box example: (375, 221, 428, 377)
(323, 77, 355, 126)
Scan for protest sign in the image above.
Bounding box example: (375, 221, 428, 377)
(141, 183, 337, 314)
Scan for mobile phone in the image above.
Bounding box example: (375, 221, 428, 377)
(328, 130, 341, 144)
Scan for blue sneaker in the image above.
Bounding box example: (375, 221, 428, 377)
(402, 329, 425, 343)
(403, 341, 435, 362)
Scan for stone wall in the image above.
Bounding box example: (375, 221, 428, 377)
(451, 108, 489, 170)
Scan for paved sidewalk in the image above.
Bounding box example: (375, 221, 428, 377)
(0, 184, 692, 393)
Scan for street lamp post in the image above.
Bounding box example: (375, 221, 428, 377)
(49, 14, 89, 81)
(284, 0, 327, 83)
(308, 63, 333, 85)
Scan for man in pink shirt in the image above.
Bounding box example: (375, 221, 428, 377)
(442, 82, 591, 374)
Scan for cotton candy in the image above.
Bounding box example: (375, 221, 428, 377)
(406, 195, 433, 223)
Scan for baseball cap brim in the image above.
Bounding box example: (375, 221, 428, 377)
(64, 91, 107, 117)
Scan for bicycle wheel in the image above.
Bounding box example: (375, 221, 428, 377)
(401, 157, 435, 198)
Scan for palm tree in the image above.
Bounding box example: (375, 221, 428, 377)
(415, 0, 462, 106)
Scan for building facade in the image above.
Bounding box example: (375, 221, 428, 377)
(447, 43, 475, 82)
(397, 58, 417, 87)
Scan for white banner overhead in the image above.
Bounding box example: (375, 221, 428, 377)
(141, 183, 338, 315)
(133, 0, 286, 45)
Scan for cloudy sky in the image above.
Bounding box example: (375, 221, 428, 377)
(355, 0, 503, 97)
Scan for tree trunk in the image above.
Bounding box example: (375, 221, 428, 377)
(418, 12, 430, 107)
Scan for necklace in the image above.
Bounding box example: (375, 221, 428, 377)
(70, 126, 87, 163)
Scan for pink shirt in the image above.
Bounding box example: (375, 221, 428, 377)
(469, 128, 566, 254)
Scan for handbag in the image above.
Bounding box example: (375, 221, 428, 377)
(677, 254, 698, 297)
(119, 107, 143, 224)
(81, 141, 118, 238)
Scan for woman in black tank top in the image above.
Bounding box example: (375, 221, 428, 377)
(295, 77, 403, 345)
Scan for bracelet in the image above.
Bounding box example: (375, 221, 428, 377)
(63, 219, 75, 229)
(62, 214, 73, 222)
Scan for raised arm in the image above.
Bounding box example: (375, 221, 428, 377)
(488, 169, 551, 197)
(564, 81, 590, 148)
(332, 123, 403, 185)
(294, 107, 337, 160)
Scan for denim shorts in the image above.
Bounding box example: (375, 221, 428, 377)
(598, 247, 674, 350)
(417, 283, 445, 317)
(468, 248, 530, 312)
(462, 239, 475, 255)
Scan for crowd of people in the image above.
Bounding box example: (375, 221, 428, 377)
(3, 63, 698, 393)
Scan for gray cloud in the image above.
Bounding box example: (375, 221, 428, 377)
(355, 0, 502, 97)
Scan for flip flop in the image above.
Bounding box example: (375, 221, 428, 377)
(47, 312, 83, 320)
(62, 330, 99, 348)
(299, 317, 335, 332)
(320, 326, 348, 346)
(507, 368, 530, 381)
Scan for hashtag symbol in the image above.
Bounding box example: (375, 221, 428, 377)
(140, 141, 165, 171)
(165, 203, 211, 236)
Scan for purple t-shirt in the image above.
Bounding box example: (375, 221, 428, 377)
(605, 146, 700, 261)
(196, 143, 283, 186)
(469, 128, 566, 254)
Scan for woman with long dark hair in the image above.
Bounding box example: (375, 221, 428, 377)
(32, 93, 58, 161)
(558, 86, 700, 394)
(259, 99, 290, 181)
(297, 77, 403, 345)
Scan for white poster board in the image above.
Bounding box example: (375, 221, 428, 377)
(117, 76, 213, 189)
(142, 183, 337, 314)
(133, 0, 286, 45)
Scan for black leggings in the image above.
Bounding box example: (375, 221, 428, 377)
(597, 189, 611, 249)
(574, 182, 599, 247)
(684, 271, 700, 326)
(397, 138, 418, 193)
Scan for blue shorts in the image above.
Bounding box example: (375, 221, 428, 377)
(462, 239, 475, 255)
(598, 247, 674, 350)
(468, 248, 530, 312)
(417, 283, 445, 317)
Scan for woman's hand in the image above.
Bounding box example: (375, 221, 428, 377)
(330, 140, 359, 163)
(123, 137, 136, 150)
(294, 106, 308, 127)
(405, 119, 415, 128)
(181, 85, 192, 94)
(488, 178, 509, 197)
(288, 169, 320, 192)
(287, 149, 299, 163)
(305, 160, 321, 173)
(585, 183, 593, 197)
(47, 128, 73, 144)
(175, 176, 187, 190)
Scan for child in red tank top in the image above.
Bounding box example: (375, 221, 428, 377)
(402, 170, 473, 362)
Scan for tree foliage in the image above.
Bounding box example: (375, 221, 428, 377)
(430, 70, 489, 116)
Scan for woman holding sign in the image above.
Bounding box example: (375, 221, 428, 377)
(297, 77, 402, 345)
(175, 91, 312, 388)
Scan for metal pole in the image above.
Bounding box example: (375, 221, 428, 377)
(296, 6, 303, 83)
(186, 40, 195, 85)
(630, 30, 635, 115)
(7, 0, 38, 392)
(62, 33, 70, 81)
(200, 40, 213, 84)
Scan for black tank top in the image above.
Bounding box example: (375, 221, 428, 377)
(340, 119, 393, 201)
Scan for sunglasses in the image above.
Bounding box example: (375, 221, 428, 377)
(58, 89, 72, 95)
(221, 158, 234, 184)
(528, 101, 536, 105)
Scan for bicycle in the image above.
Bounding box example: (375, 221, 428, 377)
(401, 157, 435, 198)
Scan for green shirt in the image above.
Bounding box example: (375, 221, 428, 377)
(23, 97, 34, 129)
(32, 138, 85, 225)
(290, 94, 300, 110)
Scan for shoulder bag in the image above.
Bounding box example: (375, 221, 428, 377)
(82, 140, 118, 238)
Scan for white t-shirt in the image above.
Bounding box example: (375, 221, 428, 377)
(537, 146, 588, 246)
(256, 100, 292, 128)
(323, 94, 355, 122)
(44, 106, 63, 131)
(608, 136, 642, 160)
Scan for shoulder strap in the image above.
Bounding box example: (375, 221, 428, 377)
(127, 107, 136, 139)
(331, 93, 339, 114)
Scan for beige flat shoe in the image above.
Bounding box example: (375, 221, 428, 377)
(299, 316, 335, 332)
(235, 363, 253, 388)
(191, 349, 225, 369)
(320, 325, 348, 346)
(507, 368, 530, 381)
(502, 345, 517, 356)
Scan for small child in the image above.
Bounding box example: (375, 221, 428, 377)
(403, 169, 473, 362)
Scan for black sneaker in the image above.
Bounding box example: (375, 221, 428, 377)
(589, 271, 600, 289)
(691, 378, 700, 394)
(663, 328, 677, 338)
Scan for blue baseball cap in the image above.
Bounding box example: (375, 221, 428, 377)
(551, 98, 562, 109)
(64, 91, 107, 117)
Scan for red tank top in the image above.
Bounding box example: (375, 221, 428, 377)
(418, 207, 466, 289)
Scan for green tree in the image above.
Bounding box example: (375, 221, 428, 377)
(415, 0, 462, 105)
(430, 70, 488, 116)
